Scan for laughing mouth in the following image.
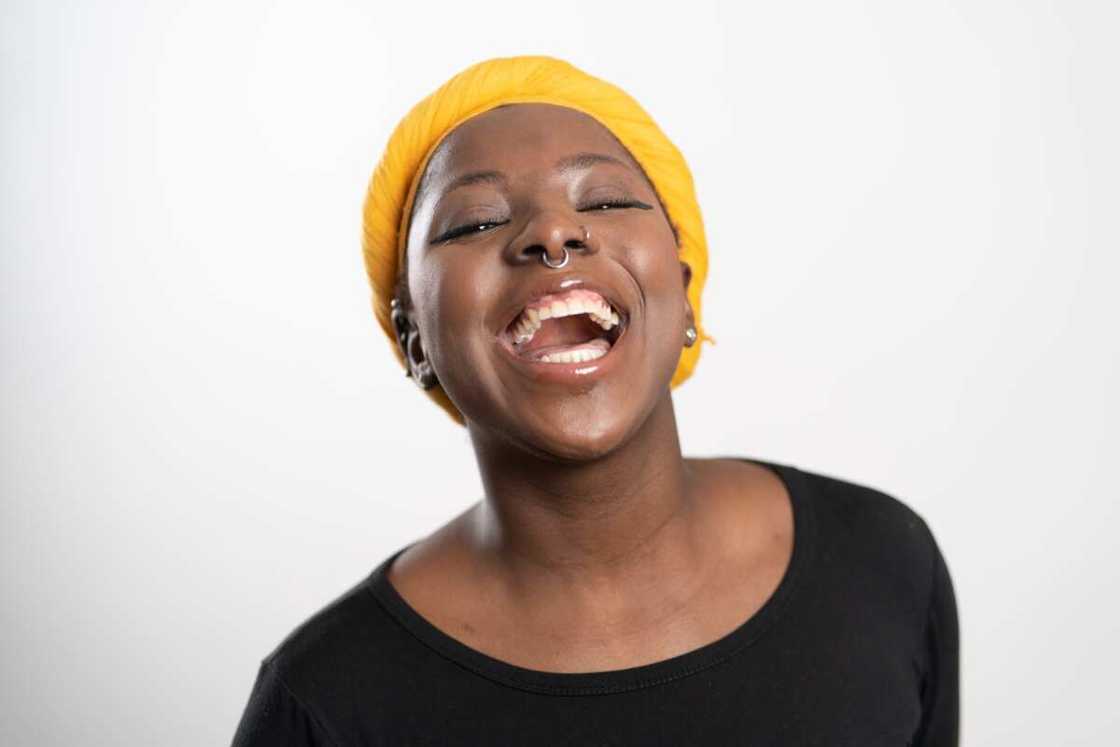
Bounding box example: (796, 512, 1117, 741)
(503, 288, 625, 364)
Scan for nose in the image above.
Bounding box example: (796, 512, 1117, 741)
(502, 211, 598, 267)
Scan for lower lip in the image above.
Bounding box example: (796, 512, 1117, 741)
(498, 326, 629, 384)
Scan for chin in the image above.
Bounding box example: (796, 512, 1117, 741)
(444, 337, 675, 461)
(498, 394, 653, 463)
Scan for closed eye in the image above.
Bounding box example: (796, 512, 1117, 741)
(578, 198, 654, 212)
(432, 198, 654, 244)
(432, 218, 510, 244)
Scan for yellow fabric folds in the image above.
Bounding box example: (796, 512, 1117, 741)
(361, 55, 713, 426)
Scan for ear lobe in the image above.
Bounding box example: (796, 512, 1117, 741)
(679, 261, 698, 347)
(390, 300, 413, 372)
(406, 335, 439, 390)
(390, 300, 410, 351)
(680, 260, 696, 318)
(390, 299, 439, 390)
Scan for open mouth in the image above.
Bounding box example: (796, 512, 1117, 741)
(501, 288, 626, 364)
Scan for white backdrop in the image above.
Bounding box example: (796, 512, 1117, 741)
(3, 1, 1117, 744)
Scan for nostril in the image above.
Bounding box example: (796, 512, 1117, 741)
(520, 245, 547, 262)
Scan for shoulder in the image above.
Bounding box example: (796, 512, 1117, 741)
(256, 562, 407, 704)
(793, 463, 947, 617)
(234, 572, 388, 745)
(797, 463, 939, 554)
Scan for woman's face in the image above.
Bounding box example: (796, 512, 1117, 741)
(402, 103, 694, 460)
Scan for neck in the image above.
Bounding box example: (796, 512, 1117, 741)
(465, 394, 704, 600)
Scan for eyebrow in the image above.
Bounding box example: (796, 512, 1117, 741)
(554, 151, 629, 173)
(440, 151, 631, 196)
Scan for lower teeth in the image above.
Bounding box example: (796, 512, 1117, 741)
(538, 347, 608, 364)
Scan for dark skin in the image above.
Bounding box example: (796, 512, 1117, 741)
(388, 103, 793, 672)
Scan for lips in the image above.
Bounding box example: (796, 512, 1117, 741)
(493, 276, 632, 377)
(503, 287, 626, 361)
(496, 308, 632, 382)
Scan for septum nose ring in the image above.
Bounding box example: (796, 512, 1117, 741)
(540, 247, 570, 269)
(540, 226, 590, 269)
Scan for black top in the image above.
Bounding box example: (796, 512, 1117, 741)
(231, 457, 959, 746)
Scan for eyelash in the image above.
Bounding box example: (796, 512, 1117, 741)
(435, 199, 647, 243)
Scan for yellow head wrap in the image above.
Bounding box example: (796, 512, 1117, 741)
(361, 55, 714, 426)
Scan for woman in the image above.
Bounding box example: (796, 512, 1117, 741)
(232, 55, 958, 746)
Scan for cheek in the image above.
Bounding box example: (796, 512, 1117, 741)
(624, 240, 687, 341)
(412, 253, 495, 375)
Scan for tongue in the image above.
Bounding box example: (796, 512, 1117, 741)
(518, 315, 607, 354)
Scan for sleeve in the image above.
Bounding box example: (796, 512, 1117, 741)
(912, 527, 960, 747)
(231, 660, 339, 747)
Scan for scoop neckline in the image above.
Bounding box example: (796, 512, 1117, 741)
(366, 456, 816, 696)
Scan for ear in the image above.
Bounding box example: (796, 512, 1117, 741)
(680, 261, 697, 347)
(390, 298, 439, 390)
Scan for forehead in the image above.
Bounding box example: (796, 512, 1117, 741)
(420, 103, 641, 193)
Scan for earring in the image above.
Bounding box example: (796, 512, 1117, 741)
(684, 327, 698, 346)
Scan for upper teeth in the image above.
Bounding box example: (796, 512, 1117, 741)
(511, 293, 621, 346)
